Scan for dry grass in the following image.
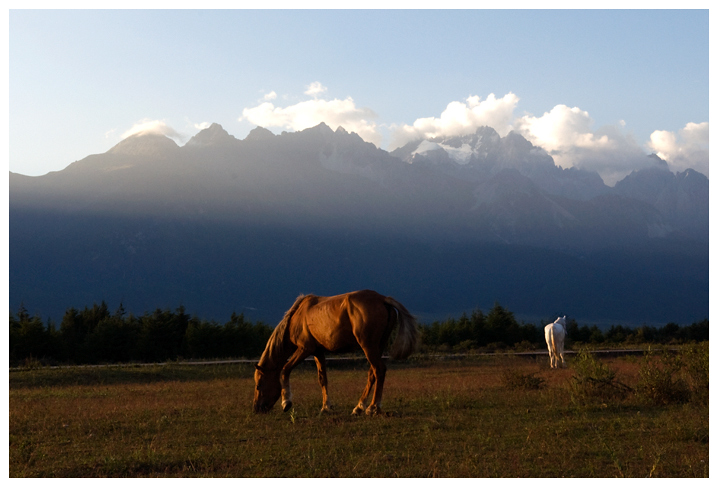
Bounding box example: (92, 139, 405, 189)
(9, 355, 708, 477)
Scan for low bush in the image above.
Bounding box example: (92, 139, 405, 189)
(635, 346, 707, 406)
(683, 342, 709, 404)
(501, 368, 545, 390)
(568, 350, 633, 403)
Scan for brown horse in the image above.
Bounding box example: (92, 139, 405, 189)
(253, 290, 419, 415)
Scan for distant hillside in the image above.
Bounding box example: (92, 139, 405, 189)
(9, 123, 708, 325)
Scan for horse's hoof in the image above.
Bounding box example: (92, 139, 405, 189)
(320, 406, 334, 414)
(282, 401, 293, 412)
(366, 406, 381, 416)
(351, 406, 363, 416)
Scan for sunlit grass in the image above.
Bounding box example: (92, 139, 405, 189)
(10, 355, 708, 477)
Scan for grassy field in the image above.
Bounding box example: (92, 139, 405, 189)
(9, 353, 709, 477)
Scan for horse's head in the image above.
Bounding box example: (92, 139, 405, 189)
(556, 315, 566, 327)
(253, 365, 282, 413)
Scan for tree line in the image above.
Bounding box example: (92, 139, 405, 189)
(9, 302, 273, 367)
(9, 301, 709, 367)
(420, 303, 708, 352)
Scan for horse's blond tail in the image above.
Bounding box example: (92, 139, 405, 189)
(385, 297, 419, 360)
(546, 332, 557, 356)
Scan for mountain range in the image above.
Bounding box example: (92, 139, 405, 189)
(9, 123, 708, 326)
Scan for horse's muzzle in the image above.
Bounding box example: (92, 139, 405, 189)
(253, 402, 273, 413)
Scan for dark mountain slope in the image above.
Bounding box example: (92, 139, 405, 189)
(10, 207, 707, 325)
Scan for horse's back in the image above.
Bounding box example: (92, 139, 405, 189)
(300, 290, 385, 320)
(545, 323, 565, 349)
(545, 323, 565, 346)
(310, 290, 388, 317)
(345, 289, 387, 305)
(293, 290, 389, 352)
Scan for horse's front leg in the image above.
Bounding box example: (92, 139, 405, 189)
(314, 351, 333, 413)
(281, 348, 311, 412)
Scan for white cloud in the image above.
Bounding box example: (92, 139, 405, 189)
(389, 93, 519, 150)
(194, 121, 212, 131)
(305, 81, 327, 97)
(513, 105, 675, 185)
(389, 92, 708, 184)
(122, 119, 184, 142)
(263, 91, 277, 101)
(647, 122, 709, 176)
(514, 105, 606, 153)
(240, 87, 381, 146)
(239, 86, 708, 185)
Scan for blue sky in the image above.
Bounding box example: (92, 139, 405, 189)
(8, 8, 710, 184)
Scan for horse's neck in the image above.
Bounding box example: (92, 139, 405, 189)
(258, 327, 294, 370)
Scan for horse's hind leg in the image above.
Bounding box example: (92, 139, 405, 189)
(314, 352, 333, 413)
(352, 368, 376, 415)
(362, 350, 387, 416)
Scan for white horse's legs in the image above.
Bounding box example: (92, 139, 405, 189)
(555, 339, 565, 368)
(548, 346, 558, 369)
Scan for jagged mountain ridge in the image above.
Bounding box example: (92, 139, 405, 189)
(11, 123, 474, 235)
(390, 126, 610, 201)
(9, 122, 708, 247)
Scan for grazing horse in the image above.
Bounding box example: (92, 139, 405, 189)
(544, 316, 567, 368)
(253, 290, 419, 416)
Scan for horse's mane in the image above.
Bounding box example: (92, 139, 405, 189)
(259, 294, 311, 368)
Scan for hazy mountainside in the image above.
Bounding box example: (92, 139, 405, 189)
(11, 123, 475, 237)
(9, 123, 708, 325)
(613, 156, 709, 241)
(391, 127, 707, 243)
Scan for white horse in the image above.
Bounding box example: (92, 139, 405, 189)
(544, 316, 567, 368)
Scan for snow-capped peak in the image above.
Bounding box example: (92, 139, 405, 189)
(411, 140, 476, 165)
